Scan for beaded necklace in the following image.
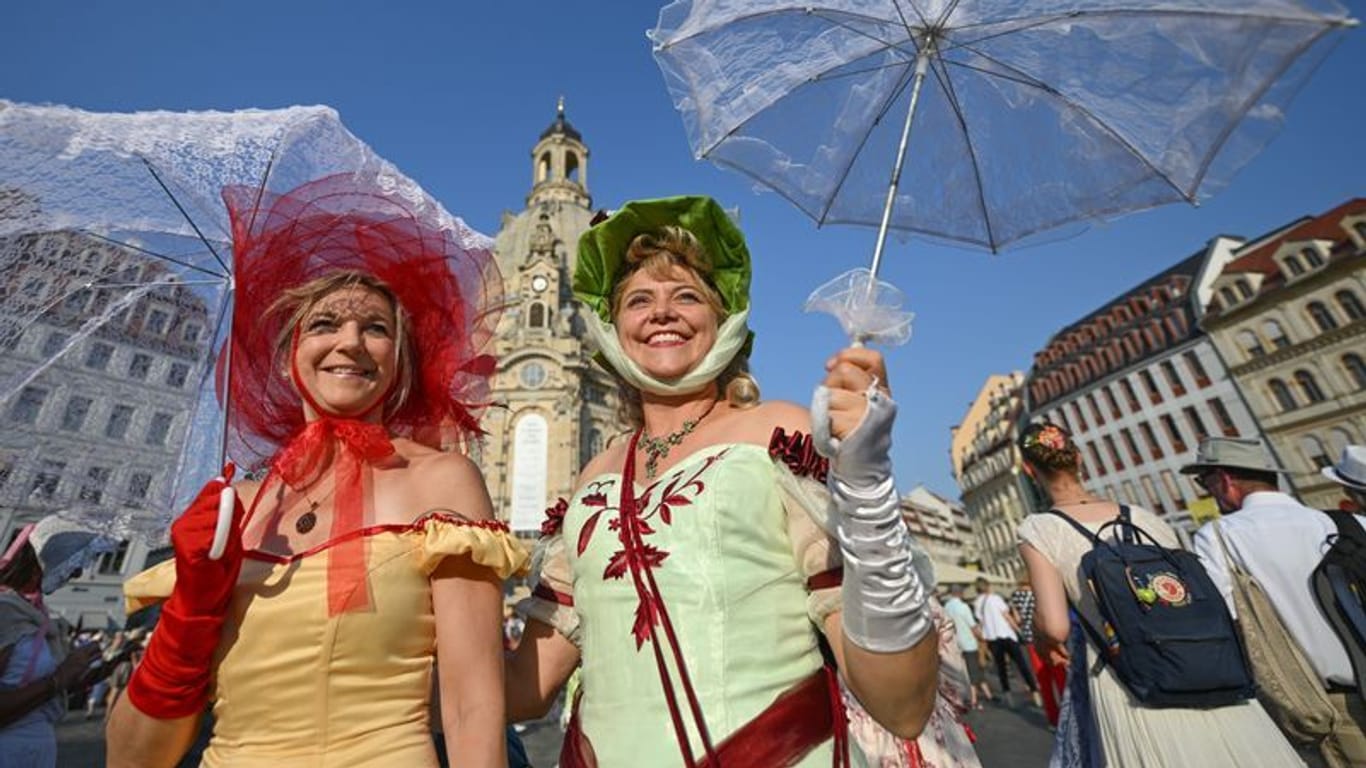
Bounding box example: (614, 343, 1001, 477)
(640, 397, 719, 479)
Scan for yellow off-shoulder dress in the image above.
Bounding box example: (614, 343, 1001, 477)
(125, 514, 528, 768)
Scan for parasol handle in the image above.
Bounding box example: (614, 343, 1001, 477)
(209, 485, 235, 561)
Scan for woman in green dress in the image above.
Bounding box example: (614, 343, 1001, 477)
(506, 196, 939, 767)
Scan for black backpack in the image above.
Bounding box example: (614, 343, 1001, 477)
(1048, 506, 1256, 708)
(1310, 510, 1366, 695)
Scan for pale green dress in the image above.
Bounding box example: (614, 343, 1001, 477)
(521, 442, 867, 767)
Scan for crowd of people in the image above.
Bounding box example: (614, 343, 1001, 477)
(1, 171, 1361, 768)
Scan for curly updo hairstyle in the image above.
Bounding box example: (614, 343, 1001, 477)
(1018, 421, 1081, 475)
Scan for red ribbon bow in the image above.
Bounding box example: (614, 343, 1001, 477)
(273, 417, 396, 615)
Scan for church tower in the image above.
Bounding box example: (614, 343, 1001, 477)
(480, 101, 624, 538)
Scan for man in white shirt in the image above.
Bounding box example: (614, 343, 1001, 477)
(1189, 437, 1365, 766)
(973, 578, 1037, 704)
(943, 584, 993, 708)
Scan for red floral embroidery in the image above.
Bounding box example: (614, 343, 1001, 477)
(574, 448, 730, 649)
(768, 427, 829, 482)
(540, 497, 569, 537)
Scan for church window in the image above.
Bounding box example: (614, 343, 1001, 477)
(519, 362, 547, 389)
(566, 153, 580, 183)
(528, 302, 546, 329)
(538, 152, 551, 183)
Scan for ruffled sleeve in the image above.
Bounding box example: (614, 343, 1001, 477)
(772, 455, 844, 625)
(416, 515, 531, 580)
(123, 558, 176, 616)
(513, 498, 581, 647)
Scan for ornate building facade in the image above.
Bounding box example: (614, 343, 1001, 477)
(1201, 198, 1366, 508)
(954, 372, 1033, 577)
(1023, 239, 1263, 547)
(1, 231, 209, 626)
(477, 103, 626, 537)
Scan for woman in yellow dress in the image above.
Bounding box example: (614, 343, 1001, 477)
(107, 174, 527, 768)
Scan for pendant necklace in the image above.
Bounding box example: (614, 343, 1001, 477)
(292, 481, 336, 535)
(640, 397, 719, 480)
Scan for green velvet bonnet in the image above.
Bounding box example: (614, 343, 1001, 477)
(573, 195, 753, 357)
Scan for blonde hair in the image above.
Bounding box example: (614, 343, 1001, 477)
(267, 270, 415, 418)
(609, 226, 726, 321)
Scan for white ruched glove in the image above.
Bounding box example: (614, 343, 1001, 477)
(813, 382, 934, 653)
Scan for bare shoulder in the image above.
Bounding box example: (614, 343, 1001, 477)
(578, 439, 629, 486)
(720, 399, 812, 446)
(395, 442, 494, 522)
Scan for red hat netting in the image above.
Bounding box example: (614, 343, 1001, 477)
(222, 173, 503, 470)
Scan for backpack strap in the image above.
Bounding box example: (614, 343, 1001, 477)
(1323, 509, 1366, 543)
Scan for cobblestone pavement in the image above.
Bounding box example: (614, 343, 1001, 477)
(60, 697, 1053, 767)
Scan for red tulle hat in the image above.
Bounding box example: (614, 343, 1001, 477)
(221, 173, 503, 470)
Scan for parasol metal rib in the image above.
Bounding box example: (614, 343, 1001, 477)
(79, 230, 227, 279)
(139, 156, 230, 275)
(867, 41, 934, 282)
(926, 46, 999, 252)
(949, 43, 1194, 204)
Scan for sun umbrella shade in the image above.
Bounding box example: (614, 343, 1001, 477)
(651, 0, 1355, 251)
(0, 102, 486, 542)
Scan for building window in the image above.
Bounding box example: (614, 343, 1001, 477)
(1160, 470, 1186, 506)
(145, 308, 169, 335)
(146, 412, 174, 446)
(84, 341, 115, 371)
(1139, 369, 1163, 404)
(1344, 353, 1366, 390)
(1328, 428, 1354, 458)
(1160, 414, 1187, 453)
(527, 302, 546, 329)
(1160, 360, 1185, 396)
(1102, 387, 1121, 419)
(166, 362, 190, 389)
(1237, 330, 1265, 360)
(1283, 254, 1305, 277)
(1306, 301, 1338, 333)
(1218, 287, 1237, 308)
(1294, 370, 1326, 403)
(60, 396, 92, 432)
(79, 466, 111, 504)
(1300, 435, 1331, 470)
(182, 323, 203, 343)
(1183, 406, 1209, 441)
(9, 386, 48, 425)
(1207, 398, 1238, 437)
(96, 541, 130, 575)
(105, 405, 134, 440)
(1268, 378, 1298, 412)
(1141, 476, 1166, 515)
(1122, 480, 1141, 506)
(1120, 428, 1143, 464)
(1182, 350, 1211, 387)
(1336, 290, 1364, 321)
(1119, 378, 1140, 411)
(1087, 394, 1105, 425)
(1235, 279, 1253, 299)
(1300, 247, 1324, 268)
(126, 471, 153, 506)
(31, 460, 65, 500)
(1139, 422, 1164, 459)
(128, 353, 152, 380)
(41, 332, 69, 358)
(1087, 443, 1107, 476)
(1103, 435, 1125, 470)
(1071, 401, 1088, 431)
(1263, 320, 1290, 349)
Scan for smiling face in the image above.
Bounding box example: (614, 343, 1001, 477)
(613, 264, 721, 381)
(291, 285, 400, 421)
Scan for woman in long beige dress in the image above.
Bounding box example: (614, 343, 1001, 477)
(1015, 422, 1302, 767)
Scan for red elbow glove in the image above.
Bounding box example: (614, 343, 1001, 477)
(127, 467, 245, 719)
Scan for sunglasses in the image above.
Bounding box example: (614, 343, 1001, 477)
(1192, 470, 1222, 492)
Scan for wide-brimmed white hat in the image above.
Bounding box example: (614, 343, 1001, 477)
(1322, 445, 1366, 491)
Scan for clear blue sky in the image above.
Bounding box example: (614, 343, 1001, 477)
(5, 2, 1362, 500)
